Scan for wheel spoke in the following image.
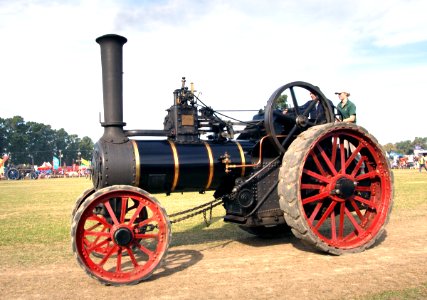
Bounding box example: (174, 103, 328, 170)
(301, 183, 324, 190)
(120, 197, 128, 223)
(104, 201, 120, 226)
(308, 201, 323, 223)
(87, 215, 112, 229)
(87, 238, 111, 255)
(281, 125, 298, 148)
(302, 101, 316, 117)
(290, 86, 299, 114)
(338, 202, 345, 239)
(351, 158, 365, 177)
(303, 168, 331, 184)
(302, 191, 329, 205)
(127, 247, 139, 267)
(314, 201, 337, 229)
(91, 226, 109, 251)
(317, 144, 338, 175)
(355, 185, 372, 192)
(128, 201, 145, 225)
(116, 248, 123, 272)
(345, 207, 364, 235)
(136, 216, 155, 228)
(345, 143, 363, 170)
(356, 171, 378, 181)
(349, 198, 364, 220)
(127, 199, 139, 210)
(84, 230, 110, 238)
(99, 244, 119, 267)
(85, 220, 106, 232)
(135, 233, 159, 240)
(330, 210, 337, 241)
(354, 195, 377, 210)
(330, 136, 338, 166)
(136, 244, 154, 258)
(310, 150, 327, 177)
(339, 140, 346, 174)
(342, 231, 357, 242)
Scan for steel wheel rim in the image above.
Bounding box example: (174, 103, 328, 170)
(7, 168, 20, 180)
(74, 189, 169, 284)
(298, 127, 392, 249)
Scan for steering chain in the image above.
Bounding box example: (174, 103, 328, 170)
(168, 195, 225, 226)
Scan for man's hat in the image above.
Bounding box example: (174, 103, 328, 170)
(335, 91, 350, 96)
(335, 90, 350, 96)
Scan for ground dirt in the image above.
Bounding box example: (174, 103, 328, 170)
(1, 209, 426, 300)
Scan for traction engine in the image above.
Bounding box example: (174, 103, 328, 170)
(71, 34, 394, 285)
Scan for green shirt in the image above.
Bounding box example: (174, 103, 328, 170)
(337, 99, 356, 123)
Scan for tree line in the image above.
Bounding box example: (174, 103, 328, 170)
(383, 137, 427, 155)
(0, 116, 94, 166)
(1, 115, 425, 166)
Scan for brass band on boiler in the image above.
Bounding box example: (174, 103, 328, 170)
(168, 140, 179, 192)
(131, 140, 141, 187)
(203, 142, 214, 190)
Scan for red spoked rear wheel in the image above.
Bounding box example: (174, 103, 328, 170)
(71, 185, 171, 285)
(279, 123, 393, 254)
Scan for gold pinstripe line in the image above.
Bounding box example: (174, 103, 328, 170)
(203, 142, 214, 190)
(131, 140, 140, 187)
(168, 140, 179, 191)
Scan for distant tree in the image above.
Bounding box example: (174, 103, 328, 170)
(395, 140, 413, 155)
(0, 117, 7, 154)
(66, 134, 82, 165)
(0, 116, 93, 166)
(5, 116, 29, 164)
(26, 121, 55, 164)
(79, 136, 94, 160)
(411, 137, 427, 151)
(276, 94, 288, 110)
(383, 143, 396, 153)
(53, 128, 76, 166)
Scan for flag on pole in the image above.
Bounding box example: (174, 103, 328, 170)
(81, 157, 91, 167)
(53, 156, 59, 170)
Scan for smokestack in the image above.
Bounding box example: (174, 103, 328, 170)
(96, 34, 128, 143)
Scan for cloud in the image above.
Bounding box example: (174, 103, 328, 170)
(356, 0, 427, 47)
(1, 0, 426, 145)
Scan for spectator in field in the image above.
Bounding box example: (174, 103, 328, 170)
(335, 90, 356, 123)
(419, 155, 427, 172)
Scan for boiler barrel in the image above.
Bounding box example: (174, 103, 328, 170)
(92, 139, 254, 193)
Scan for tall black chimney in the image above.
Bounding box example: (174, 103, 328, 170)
(96, 34, 128, 143)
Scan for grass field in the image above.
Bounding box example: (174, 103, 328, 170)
(0, 169, 426, 299)
(0, 177, 241, 266)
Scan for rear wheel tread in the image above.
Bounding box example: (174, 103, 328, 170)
(279, 123, 393, 255)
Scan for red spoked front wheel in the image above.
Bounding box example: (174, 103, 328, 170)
(71, 185, 171, 285)
(279, 123, 393, 254)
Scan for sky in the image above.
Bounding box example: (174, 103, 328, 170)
(1, 0, 426, 145)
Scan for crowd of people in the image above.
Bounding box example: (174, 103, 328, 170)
(391, 154, 427, 172)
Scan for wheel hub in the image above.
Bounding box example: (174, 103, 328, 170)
(237, 189, 255, 208)
(296, 115, 309, 128)
(113, 227, 134, 247)
(335, 177, 356, 198)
